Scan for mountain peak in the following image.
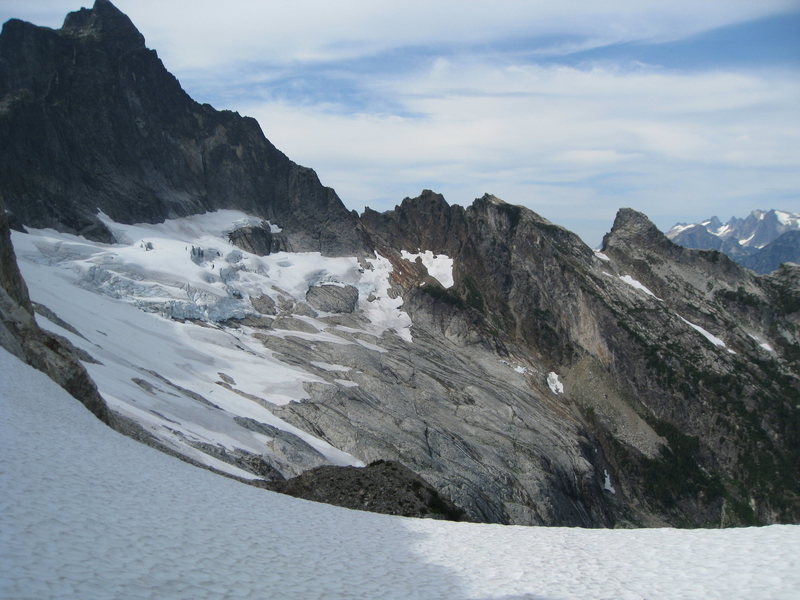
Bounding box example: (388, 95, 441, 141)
(602, 207, 670, 252)
(61, 0, 145, 49)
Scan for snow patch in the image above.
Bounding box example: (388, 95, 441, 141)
(310, 361, 351, 372)
(666, 223, 693, 237)
(547, 372, 564, 395)
(603, 469, 616, 494)
(740, 232, 756, 246)
(500, 359, 529, 375)
(748, 334, 775, 353)
(593, 251, 611, 262)
(774, 210, 798, 227)
(401, 249, 455, 288)
(619, 275, 661, 300)
(360, 253, 413, 342)
(679, 316, 735, 353)
(334, 379, 359, 388)
(714, 223, 732, 237)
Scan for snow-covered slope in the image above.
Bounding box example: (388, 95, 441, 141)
(10, 210, 419, 479)
(3, 347, 799, 600)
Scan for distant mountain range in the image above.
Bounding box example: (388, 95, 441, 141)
(667, 209, 800, 273)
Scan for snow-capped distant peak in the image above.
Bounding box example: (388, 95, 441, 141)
(667, 209, 800, 250)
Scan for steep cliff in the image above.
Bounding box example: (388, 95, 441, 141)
(0, 0, 368, 255)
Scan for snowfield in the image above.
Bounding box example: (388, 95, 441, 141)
(2, 348, 799, 599)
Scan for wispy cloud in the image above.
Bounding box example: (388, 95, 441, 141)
(236, 59, 799, 244)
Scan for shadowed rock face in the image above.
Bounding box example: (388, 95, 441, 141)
(0, 198, 112, 424)
(0, 0, 369, 256)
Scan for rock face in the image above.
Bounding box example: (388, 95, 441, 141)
(0, 198, 112, 424)
(0, 0, 369, 256)
(306, 284, 359, 313)
(228, 224, 281, 256)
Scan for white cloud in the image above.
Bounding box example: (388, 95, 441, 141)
(236, 59, 799, 243)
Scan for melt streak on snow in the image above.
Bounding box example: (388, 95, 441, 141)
(10, 211, 428, 477)
(619, 274, 661, 300)
(400, 249, 455, 288)
(2, 348, 799, 600)
(679, 316, 735, 354)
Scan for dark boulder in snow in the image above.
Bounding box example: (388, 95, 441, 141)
(250, 294, 277, 315)
(265, 459, 467, 521)
(228, 225, 280, 256)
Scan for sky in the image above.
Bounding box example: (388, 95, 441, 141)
(1, 1, 798, 246)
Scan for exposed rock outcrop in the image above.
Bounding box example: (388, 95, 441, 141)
(264, 460, 467, 521)
(306, 284, 359, 313)
(0, 199, 112, 424)
(228, 224, 281, 256)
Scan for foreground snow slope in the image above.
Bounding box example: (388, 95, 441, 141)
(2, 348, 798, 599)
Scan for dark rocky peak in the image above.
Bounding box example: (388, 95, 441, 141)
(361, 189, 467, 256)
(0, 1, 369, 256)
(61, 0, 145, 50)
(470, 193, 585, 245)
(602, 208, 676, 255)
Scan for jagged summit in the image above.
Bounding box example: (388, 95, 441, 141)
(602, 207, 675, 254)
(61, 0, 145, 49)
(0, 0, 368, 255)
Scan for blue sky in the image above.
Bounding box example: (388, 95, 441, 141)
(2, 0, 798, 246)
